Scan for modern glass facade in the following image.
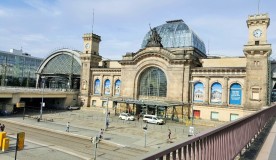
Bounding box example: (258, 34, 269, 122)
(0, 49, 43, 86)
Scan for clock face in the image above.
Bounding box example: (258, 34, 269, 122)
(85, 43, 90, 49)
(253, 29, 262, 38)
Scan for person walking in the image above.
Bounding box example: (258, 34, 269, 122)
(137, 114, 140, 121)
(99, 129, 104, 140)
(168, 129, 171, 140)
(66, 122, 70, 132)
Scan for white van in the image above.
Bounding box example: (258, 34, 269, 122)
(143, 115, 165, 125)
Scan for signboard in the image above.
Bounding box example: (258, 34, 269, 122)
(16, 102, 25, 108)
(229, 83, 242, 105)
(188, 126, 195, 136)
(194, 82, 204, 102)
(210, 83, 222, 104)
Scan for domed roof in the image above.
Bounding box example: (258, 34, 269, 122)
(141, 20, 206, 54)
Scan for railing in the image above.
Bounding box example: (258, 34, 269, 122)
(138, 105, 276, 160)
(0, 86, 79, 93)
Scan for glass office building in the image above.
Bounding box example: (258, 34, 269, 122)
(0, 49, 43, 87)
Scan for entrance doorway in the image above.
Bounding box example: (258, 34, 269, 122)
(193, 110, 200, 119)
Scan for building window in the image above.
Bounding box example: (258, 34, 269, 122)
(255, 41, 259, 45)
(251, 87, 260, 100)
(114, 79, 121, 96)
(229, 83, 242, 105)
(230, 114, 239, 121)
(94, 79, 100, 94)
(139, 67, 167, 97)
(194, 82, 204, 103)
(211, 112, 219, 121)
(104, 79, 111, 95)
(92, 100, 96, 107)
(210, 82, 222, 104)
(102, 101, 108, 107)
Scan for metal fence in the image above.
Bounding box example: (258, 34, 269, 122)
(138, 105, 276, 160)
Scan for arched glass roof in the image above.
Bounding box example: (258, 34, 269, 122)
(38, 49, 81, 75)
(42, 54, 80, 74)
(141, 20, 206, 54)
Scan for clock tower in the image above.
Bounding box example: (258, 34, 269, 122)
(243, 14, 272, 110)
(80, 33, 102, 107)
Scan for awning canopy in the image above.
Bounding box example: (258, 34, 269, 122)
(106, 97, 186, 107)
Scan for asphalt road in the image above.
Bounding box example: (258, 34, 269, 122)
(0, 120, 146, 160)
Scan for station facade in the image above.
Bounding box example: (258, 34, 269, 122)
(78, 14, 271, 121)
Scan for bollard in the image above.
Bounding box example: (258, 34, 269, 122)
(0, 132, 6, 148)
(2, 138, 9, 151)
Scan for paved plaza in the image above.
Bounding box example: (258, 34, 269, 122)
(0, 107, 224, 159)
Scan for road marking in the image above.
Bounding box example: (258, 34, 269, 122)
(8, 134, 90, 160)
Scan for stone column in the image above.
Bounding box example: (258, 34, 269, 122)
(100, 74, 104, 96)
(222, 77, 229, 105)
(110, 75, 114, 96)
(204, 77, 210, 104)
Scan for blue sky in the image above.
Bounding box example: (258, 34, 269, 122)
(0, 0, 275, 60)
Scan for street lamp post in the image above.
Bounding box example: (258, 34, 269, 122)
(143, 124, 147, 147)
(105, 98, 109, 130)
(40, 77, 45, 121)
(91, 136, 99, 160)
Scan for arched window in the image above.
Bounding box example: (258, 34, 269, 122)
(194, 82, 204, 102)
(94, 79, 100, 94)
(114, 80, 121, 96)
(210, 82, 222, 104)
(139, 67, 167, 97)
(104, 79, 111, 95)
(229, 83, 242, 105)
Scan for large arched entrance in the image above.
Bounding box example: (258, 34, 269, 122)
(137, 67, 167, 117)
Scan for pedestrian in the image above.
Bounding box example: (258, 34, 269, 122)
(168, 129, 171, 140)
(66, 122, 70, 132)
(0, 124, 5, 132)
(137, 114, 140, 121)
(99, 129, 104, 140)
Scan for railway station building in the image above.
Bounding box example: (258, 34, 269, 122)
(37, 13, 272, 122)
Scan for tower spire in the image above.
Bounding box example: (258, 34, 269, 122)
(92, 9, 94, 34)
(257, 0, 260, 14)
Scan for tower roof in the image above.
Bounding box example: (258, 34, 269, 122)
(141, 19, 206, 54)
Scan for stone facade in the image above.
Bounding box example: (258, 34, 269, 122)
(79, 14, 272, 122)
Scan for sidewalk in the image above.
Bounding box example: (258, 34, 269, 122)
(256, 121, 276, 160)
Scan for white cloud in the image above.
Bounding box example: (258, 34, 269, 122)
(0, 0, 275, 60)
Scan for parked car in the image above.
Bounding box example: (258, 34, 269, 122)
(119, 113, 135, 121)
(67, 106, 80, 110)
(143, 114, 165, 125)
